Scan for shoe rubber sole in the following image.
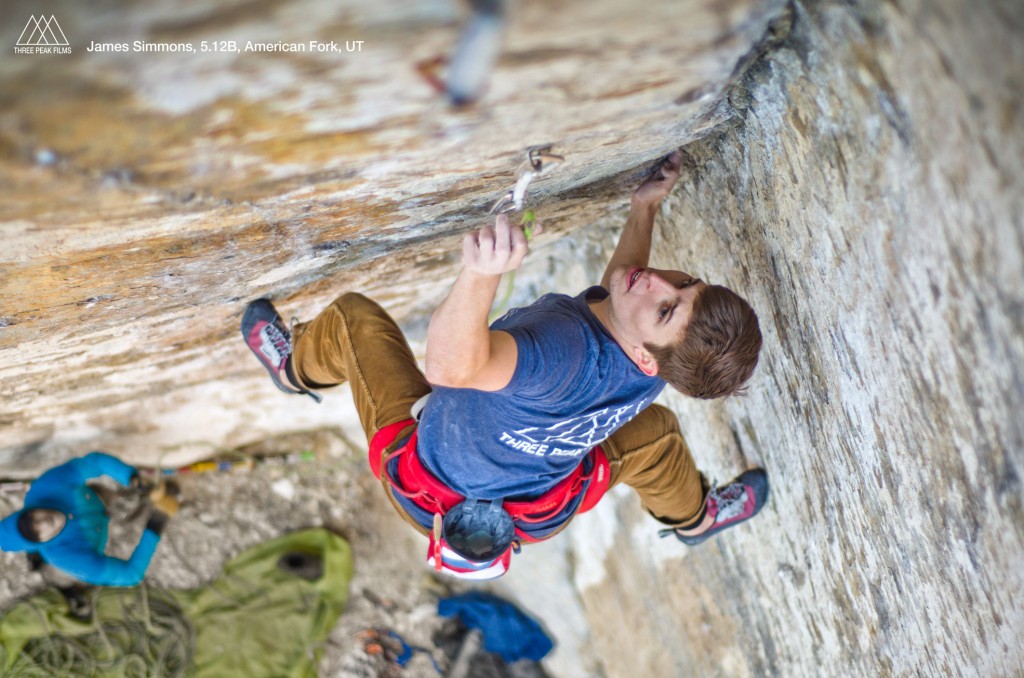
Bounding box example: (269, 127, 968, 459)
(241, 299, 322, 403)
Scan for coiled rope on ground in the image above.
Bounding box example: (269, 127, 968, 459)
(0, 585, 195, 678)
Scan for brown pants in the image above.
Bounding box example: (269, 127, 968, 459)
(291, 293, 707, 534)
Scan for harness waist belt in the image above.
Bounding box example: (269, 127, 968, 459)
(368, 419, 610, 538)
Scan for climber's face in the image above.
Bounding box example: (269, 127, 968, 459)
(602, 266, 705, 376)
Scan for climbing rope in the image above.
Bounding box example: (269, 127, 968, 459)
(2, 585, 196, 678)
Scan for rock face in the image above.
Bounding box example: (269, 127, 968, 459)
(2, 0, 1022, 676)
(0, 0, 783, 470)
(554, 1, 1023, 675)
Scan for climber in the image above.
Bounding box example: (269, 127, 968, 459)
(241, 150, 768, 578)
(0, 452, 179, 610)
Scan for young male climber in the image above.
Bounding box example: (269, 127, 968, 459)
(0, 452, 179, 610)
(242, 150, 768, 578)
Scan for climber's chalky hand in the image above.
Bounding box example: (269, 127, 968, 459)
(463, 213, 540, 276)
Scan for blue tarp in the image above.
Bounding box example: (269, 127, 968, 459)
(438, 591, 553, 662)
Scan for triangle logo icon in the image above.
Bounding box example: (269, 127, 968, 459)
(16, 15, 70, 47)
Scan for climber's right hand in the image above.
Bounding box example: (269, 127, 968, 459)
(462, 213, 536, 276)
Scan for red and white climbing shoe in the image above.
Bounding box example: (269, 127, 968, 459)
(669, 469, 769, 545)
(241, 299, 322, 403)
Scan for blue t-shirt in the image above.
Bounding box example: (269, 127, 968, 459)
(415, 286, 665, 503)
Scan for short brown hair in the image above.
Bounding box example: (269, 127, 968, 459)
(645, 285, 762, 399)
(18, 510, 43, 542)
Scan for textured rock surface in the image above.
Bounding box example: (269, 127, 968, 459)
(1, 0, 1022, 676)
(0, 0, 782, 469)
(556, 1, 1024, 675)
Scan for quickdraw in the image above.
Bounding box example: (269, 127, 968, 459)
(489, 144, 564, 216)
(487, 144, 564, 321)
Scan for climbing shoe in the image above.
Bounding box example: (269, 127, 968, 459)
(241, 299, 322, 403)
(668, 468, 769, 545)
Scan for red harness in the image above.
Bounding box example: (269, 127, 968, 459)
(368, 419, 611, 543)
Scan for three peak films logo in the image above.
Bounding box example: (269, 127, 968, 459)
(14, 15, 71, 55)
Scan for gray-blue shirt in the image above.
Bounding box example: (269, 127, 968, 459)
(416, 287, 665, 502)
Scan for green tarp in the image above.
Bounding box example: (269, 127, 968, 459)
(0, 528, 353, 677)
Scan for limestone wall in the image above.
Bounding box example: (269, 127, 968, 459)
(554, 1, 1024, 675)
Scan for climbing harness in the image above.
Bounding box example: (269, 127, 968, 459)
(367, 418, 610, 579)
